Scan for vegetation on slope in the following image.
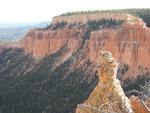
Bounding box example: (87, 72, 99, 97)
(0, 47, 98, 113)
(46, 9, 150, 30)
(0, 47, 149, 113)
(61, 8, 150, 27)
(123, 73, 150, 96)
(87, 19, 124, 30)
(46, 18, 124, 30)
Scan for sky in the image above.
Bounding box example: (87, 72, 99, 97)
(0, 0, 150, 23)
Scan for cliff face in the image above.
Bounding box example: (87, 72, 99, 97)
(16, 13, 150, 78)
(0, 12, 150, 113)
(17, 29, 85, 57)
(86, 21, 150, 78)
(87, 25, 150, 69)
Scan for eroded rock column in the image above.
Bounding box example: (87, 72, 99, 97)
(76, 51, 134, 113)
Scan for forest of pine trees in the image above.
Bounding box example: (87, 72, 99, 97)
(61, 9, 150, 27)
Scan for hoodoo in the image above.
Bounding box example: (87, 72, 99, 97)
(76, 51, 134, 113)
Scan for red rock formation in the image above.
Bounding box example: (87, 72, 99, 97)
(87, 27, 150, 65)
(17, 29, 85, 57)
(86, 22, 150, 78)
(131, 96, 150, 113)
(15, 13, 150, 78)
(76, 51, 134, 113)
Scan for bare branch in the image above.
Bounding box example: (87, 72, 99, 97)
(99, 101, 110, 110)
(125, 89, 143, 95)
(139, 84, 145, 90)
(141, 99, 150, 112)
(77, 104, 117, 113)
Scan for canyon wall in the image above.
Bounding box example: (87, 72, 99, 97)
(87, 26, 150, 68)
(17, 29, 85, 57)
(0, 13, 147, 77)
(17, 13, 150, 75)
(0, 12, 150, 113)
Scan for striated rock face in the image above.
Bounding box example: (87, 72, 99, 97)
(87, 26, 150, 78)
(13, 13, 150, 79)
(0, 12, 150, 113)
(87, 26, 150, 73)
(17, 29, 85, 58)
(76, 51, 133, 113)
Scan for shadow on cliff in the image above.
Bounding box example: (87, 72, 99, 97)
(0, 46, 150, 113)
(26, 45, 99, 113)
(0, 46, 99, 113)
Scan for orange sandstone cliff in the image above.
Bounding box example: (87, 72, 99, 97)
(17, 29, 85, 57)
(0, 12, 149, 113)
(15, 13, 150, 79)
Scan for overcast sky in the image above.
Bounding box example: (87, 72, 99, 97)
(0, 0, 149, 23)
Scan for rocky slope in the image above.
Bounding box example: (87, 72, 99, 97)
(16, 12, 150, 78)
(0, 48, 149, 113)
(0, 47, 99, 113)
(0, 11, 150, 113)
